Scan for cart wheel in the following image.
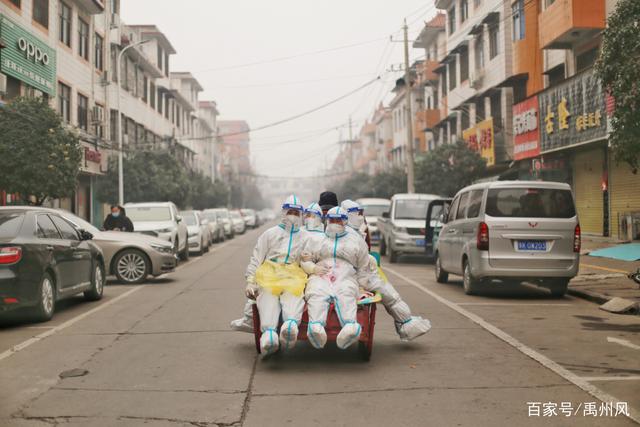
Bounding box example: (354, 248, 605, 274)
(252, 304, 261, 354)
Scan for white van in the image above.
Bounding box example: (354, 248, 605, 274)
(435, 181, 580, 297)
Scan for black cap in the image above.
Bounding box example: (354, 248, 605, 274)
(318, 191, 338, 211)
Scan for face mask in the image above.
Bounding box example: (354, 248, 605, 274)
(305, 216, 322, 230)
(348, 214, 364, 229)
(112, 212, 120, 218)
(283, 214, 301, 229)
(326, 223, 344, 237)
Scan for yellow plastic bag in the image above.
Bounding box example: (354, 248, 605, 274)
(377, 266, 388, 283)
(255, 261, 308, 297)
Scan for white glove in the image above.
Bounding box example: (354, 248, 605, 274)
(314, 264, 331, 276)
(245, 279, 259, 299)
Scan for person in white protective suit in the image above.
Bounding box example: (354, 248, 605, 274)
(340, 199, 432, 341)
(304, 202, 325, 234)
(244, 195, 308, 355)
(301, 206, 371, 350)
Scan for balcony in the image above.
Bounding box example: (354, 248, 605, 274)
(73, 0, 105, 14)
(420, 60, 439, 83)
(539, 0, 605, 50)
(415, 109, 441, 132)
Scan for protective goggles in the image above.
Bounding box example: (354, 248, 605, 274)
(282, 203, 304, 211)
(325, 211, 348, 221)
(345, 207, 364, 214)
(304, 209, 322, 216)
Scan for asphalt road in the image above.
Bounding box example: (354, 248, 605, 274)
(1, 225, 639, 426)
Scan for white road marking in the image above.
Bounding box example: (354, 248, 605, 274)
(383, 266, 640, 424)
(456, 302, 571, 307)
(607, 337, 640, 351)
(0, 286, 144, 363)
(580, 376, 640, 382)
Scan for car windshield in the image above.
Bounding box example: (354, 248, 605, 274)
(127, 206, 172, 222)
(0, 212, 25, 239)
(394, 200, 430, 220)
(230, 212, 241, 219)
(181, 212, 198, 226)
(362, 204, 389, 217)
(203, 212, 217, 221)
(486, 188, 576, 218)
(59, 211, 100, 234)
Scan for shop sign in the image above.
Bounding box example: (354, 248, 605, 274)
(0, 14, 56, 95)
(513, 96, 540, 161)
(463, 117, 495, 167)
(538, 68, 606, 152)
(85, 147, 102, 163)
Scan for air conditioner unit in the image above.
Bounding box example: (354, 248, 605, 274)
(470, 72, 484, 89)
(91, 106, 104, 123)
(109, 14, 122, 45)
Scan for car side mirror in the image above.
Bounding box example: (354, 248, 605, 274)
(382, 211, 390, 219)
(176, 216, 182, 223)
(79, 229, 93, 241)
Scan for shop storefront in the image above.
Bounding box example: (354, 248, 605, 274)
(512, 68, 610, 236)
(463, 117, 496, 167)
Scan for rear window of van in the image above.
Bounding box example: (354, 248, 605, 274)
(486, 188, 576, 218)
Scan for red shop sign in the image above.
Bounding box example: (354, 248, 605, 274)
(85, 147, 102, 164)
(513, 96, 540, 161)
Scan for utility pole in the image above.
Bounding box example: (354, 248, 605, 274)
(403, 19, 416, 193)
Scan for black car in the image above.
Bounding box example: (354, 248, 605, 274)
(0, 207, 105, 322)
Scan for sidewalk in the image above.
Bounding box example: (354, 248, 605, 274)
(568, 236, 640, 306)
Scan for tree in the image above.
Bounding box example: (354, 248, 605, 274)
(595, 0, 640, 171)
(333, 168, 408, 201)
(0, 97, 82, 205)
(188, 173, 229, 209)
(414, 141, 487, 197)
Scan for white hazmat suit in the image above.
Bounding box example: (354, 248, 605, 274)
(302, 206, 370, 350)
(340, 199, 432, 341)
(245, 195, 308, 355)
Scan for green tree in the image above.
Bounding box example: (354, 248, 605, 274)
(333, 168, 408, 201)
(0, 97, 82, 205)
(414, 141, 486, 197)
(596, 0, 640, 171)
(188, 172, 229, 209)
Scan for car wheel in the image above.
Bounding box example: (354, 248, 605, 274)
(204, 237, 210, 253)
(179, 241, 190, 261)
(84, 261, 105, 301)
(435, 252, 449, 283)
(114, 249, 150, 284)
(379, 238, 387, 256)
(548, 279, 569, 298)
(389, 245, 398, 263)
(463, 259, 482, 295)
(31, 272, 55, 322)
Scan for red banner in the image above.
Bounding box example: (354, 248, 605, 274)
(513, 96, 540, 161)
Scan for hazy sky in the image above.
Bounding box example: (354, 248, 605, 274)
(122, 1, 437, 178)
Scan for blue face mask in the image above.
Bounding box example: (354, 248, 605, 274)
(112, 212, 120, 218)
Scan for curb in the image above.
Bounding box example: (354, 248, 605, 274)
(568, 287, 611, 305)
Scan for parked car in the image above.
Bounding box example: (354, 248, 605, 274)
(356, 198, 391, 246)
(0, 207, 104, 322)
(230, 210, 246, 234)
(201, 209, 225, 243)
(240, 209, 258, 229)
(378, 193, 442, 263)
(180, 210, 210, 255)
(43, 209, 176, 284)
(211, 208, 234, 239)
(435, 181, 580, 297)
(125, 202, 189, 261)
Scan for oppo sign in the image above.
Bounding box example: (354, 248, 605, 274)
(17, 37, 50, 66)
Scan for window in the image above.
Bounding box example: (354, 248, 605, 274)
(50, 216, 79, 240)
(489, 24, 499, 59)
(78, 18, 89, 60)
(37, 215, 61, 239)
(164, 52, 169, 76)
(110, 0, 119, 15)
(58, 82, 71, 123)
(59, 2, 71, 46)
(157, 90, 163, 113)
(576, 47, 599, 73)
(475, 34, 485, 70)
(143, 76, 148, 103)
(547, 64, 565, 86)
(455, 193, 469, 220)
(8, 0, 21, 8)
(460, 47, 469, 82)
(77, 93, 88, 130)
(441, 69, 447, 96)
(110, 45, 118, 82)
(93, 104, 104, 139)
(512, 0, 525, 41)
(485, 188, 576, 218)
(449, 58, 457, 91)
(157, 45, 163, 70)
(545, 0, 556, 7)
(461, 0, 469, 23)
(150, 82, 156, 108)
(474, 0, 482, 7)
(110, 109, 118, 141)
(447, 196, 460, 223)
(33, 0, 49, 28)
(94, 33, 104, 71)
(448, 6, 456, 34)
(466, 190, 484, 218)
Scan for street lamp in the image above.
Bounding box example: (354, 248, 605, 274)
(116, 39, 150, 205)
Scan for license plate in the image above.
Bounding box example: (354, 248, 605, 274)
(517, 240, 546, 251)
(416, 239, 426, 247)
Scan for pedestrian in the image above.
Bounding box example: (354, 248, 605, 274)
(318, 191, 339, 216)
(103, 205, 134, 232)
